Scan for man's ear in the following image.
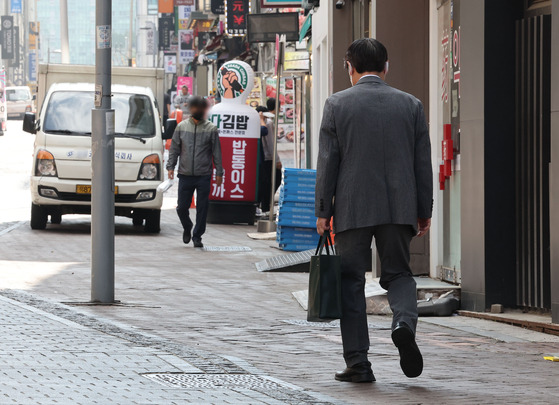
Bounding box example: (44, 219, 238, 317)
(348, 62, 356, 77)
(384, 61, 389, 75)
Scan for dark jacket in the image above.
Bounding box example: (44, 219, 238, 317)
(315, 76, 433, 233)
(166, 118, 223, 177)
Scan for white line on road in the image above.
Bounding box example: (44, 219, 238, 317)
(0, 221, 26, 237)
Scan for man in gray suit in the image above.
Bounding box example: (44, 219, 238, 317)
(315, 38, 433, 383)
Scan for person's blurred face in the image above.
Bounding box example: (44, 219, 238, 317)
(190, 105, 206, 121)
(182, 87, 188, 95)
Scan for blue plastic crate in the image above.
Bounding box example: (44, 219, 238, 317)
(277, 205, 315, 216)
(279, 243, 317, 252)
(277, 215, 316, 228)
(277, 227, 320, 241)
(282, 168, 317, 178)
(279, 189, 315, 203)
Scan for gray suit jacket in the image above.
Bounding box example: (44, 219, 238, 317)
(315, 76, 433, 233)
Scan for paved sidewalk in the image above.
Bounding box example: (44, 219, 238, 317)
(0, 293, 334, 405)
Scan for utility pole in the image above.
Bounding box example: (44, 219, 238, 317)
(59, 0, 70, 63)
(91, 0, 115, 303)
(258, 38, 284, 233)
(128, 0, 133, 66)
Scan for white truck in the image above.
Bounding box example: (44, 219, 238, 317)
(23, 64, 170, 232)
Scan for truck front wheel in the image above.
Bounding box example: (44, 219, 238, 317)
(30, 204, 48, 230)
(144, 209, 161, 233)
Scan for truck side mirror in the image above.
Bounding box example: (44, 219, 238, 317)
(32, 94, 37, 101)
(163, 118, 177, 140)
(23, 112, 37, 134)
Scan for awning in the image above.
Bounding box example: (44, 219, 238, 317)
(299, 13, 312, 43)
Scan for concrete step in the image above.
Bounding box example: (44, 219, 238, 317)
(293, 275, 460, 315)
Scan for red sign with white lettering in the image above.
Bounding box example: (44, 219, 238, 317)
(211, 137, 259, 202)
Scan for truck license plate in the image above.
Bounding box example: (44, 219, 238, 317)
(76, 185, 118, 194)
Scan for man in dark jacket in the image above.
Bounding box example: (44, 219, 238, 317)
(315, 38, 433, 382)
(167, 97, 223, 248)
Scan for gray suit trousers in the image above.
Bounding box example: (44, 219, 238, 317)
(335, 224, 418, 367)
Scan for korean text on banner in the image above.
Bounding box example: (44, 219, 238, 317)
(208, 61, 260, 203)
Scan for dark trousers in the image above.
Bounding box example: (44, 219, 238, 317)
(335, 224, 417, 367)
(176, 174, 211, 240)
(258, 160, 281, 212)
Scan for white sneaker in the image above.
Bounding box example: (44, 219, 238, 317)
(256, 207, 264, 216)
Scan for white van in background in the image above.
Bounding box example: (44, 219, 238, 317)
(6, 86, 34, 119)
(23, 83, 166, 232)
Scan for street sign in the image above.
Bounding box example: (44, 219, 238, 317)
(261, 0, 301, 7)
(28, 52, 37, 82)
(225, 0, 249, 37)
(9, 26, 20, 68)
(159, 16, 173, 50)
(211, 0, 225, 15)
(1, 16, 14, 60)
(10, 0, 22, 14)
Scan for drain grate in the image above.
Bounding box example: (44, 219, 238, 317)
(202, 246, 252, 252)
(255, 249, 314, 272)
(281, 319, 391, 329)
(143, 373, 285, 390)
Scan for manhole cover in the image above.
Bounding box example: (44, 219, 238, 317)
(281, 319, 390, 329)
(143, 373, 285, 390)
(202, 246, 252, 252)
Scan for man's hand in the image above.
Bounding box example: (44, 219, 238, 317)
(216, 176, 223, 187)
(316, 217, 331, 236)
(168, 170, 175, 180)
(417, 218, 431, 237)
(276, 161, 282, 170)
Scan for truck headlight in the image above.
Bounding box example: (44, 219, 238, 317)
(35, 150, 58, 177)
(138, 154, 160, 180)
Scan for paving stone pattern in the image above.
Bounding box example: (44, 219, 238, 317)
(0, 293, 335, 405)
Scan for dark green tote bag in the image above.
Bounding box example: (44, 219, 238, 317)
(307, 231, 342, 322)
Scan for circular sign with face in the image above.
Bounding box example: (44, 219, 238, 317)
(216, 61, 254, 103)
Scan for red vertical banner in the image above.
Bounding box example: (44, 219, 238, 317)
(210, 136, 259, 201)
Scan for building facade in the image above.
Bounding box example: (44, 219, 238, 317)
(37, 0, 135, 66)
(310, 0, 559, 322)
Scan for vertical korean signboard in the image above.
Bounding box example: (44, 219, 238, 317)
(208, 61, 260, 222)
(1, 16, 14, 60)
(225, 0, 249, 36)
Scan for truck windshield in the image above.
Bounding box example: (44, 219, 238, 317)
(6, 88, 31, 101)
(43, 91, 156, 137)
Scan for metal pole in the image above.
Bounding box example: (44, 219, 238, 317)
(257, 41, 283, 233)
(294, 75, 302, 169)
(128, 0, 133, 66)
(91, 0, 115, 303)
(268, 42, 283, 224)
(59, 0, 70, 63)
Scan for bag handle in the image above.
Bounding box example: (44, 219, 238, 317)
(315, 230, 335, 256)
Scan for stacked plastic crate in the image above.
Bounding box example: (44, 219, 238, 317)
(276, 168, 320, 251)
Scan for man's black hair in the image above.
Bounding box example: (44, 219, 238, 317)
(266, 98, 276, 112)
(344, 38, 388, 74)
(188, 96, 208, 110)
(181, 85, 188, 90)
(256, 106, 268, 113)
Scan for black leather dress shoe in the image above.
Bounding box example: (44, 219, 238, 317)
(335, 361, 375, 383)
(183, 229, 191, 244)
(391, 322, 423, 378)
(193, 239, 204, 248)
